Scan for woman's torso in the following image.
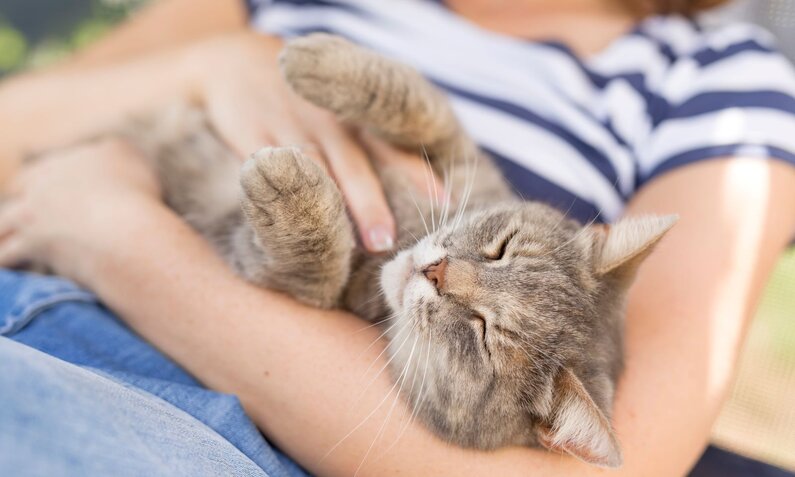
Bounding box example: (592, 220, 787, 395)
(247, 0, 795, 224)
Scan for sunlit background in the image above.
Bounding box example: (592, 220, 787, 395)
(0, 0, 793, 471)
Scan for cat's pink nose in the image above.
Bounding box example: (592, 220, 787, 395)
(422, 258, 448, 291)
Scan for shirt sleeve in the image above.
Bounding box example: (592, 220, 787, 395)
(242, 0, 265, 18)
(635, 23, 795, 186)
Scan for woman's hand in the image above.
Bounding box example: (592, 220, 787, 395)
(0, 28, 439, 254)
(0, 138, 161, 283)
(184, 32, 441, 253)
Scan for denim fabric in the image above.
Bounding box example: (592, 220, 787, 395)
(0, 269, 309, 477)
(0, 270, 786, 476)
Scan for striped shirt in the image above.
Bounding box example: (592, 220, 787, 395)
(245, 0, 795, 223)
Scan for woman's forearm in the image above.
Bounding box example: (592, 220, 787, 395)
(0, 47, 198, 181)
(65, 0, 247, 69)
(0, 30, 291, 187)
(79, 197, 564, 477)
(80, 158, 795, 477)
(0, 0, 249, 185)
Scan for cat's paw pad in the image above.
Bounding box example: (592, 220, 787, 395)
(241, 146, 325, 210)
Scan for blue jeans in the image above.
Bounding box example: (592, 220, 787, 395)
(3, 270, 791, 477)
(0, 269, 309, 477)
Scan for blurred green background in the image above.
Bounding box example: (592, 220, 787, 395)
(0, 0, 147, 75)
(1, 0, 793, 470)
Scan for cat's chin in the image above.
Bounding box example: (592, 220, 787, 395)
(380, 250, 415, 312)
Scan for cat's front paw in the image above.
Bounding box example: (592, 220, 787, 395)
(240, 146, 326, 223)
(279, 33, 367, 117)
(238, 146, 354, 309)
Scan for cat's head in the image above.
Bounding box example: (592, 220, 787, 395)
(380, 202, 676, 467)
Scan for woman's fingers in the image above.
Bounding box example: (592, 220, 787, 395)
(253, 110, 396, 253)
(224, 121, 275, 160)
(360, 132, 447, 204)
(0, 236, 27, 268)
(267, 122, 330, 173)
(0, 201, 22, 242)
(208, 98, 277, 160)
(0, 202, 31, 268)
(0, 202, 27, 267)
(317, 126, 396, 253)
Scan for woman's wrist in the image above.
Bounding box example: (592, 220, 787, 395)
(0, 136, 164, 285)
(0, 37, 215, 165)
(69, 194, 166, 289)
(180, 30, 282, 105)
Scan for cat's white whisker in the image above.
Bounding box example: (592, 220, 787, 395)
(351, 315, 393, 334)
(354, 319, 402, 382)
(356, 285, 387, 304)
(400, 225, 420, 245)
(453, 151, 477, 232)
(382, 332, 432, 457)
(353, 330, 420, 477)
(394, 333, 423, 431)
(415, 333, 433, 416)
(439, 161, 454, 230)
(357, 315, 402, 364)
(406, 188, 430, 237)
(318, 359, 407, 464)
(420, 146, 437, 233)
(423, 145, 444, 233)
(445, 161, 455, 225)
(423, 146, 442, 219)
(355, 322, 415, 402)
(546, 199, 578, 237)
(439, 171, 449, 229)
(330, 322, 419, 464)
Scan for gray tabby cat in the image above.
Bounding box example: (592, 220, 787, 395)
(121, 34, 676, 468)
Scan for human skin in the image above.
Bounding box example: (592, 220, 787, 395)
(0, 0, 405, 253)
(3, 0, 795, 475)
(0, 0, 662, 252)
(3, 137, 795, 477)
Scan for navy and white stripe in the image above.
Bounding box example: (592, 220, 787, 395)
(246, 0, 795, 223)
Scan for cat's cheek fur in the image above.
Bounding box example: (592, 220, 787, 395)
(410, 239, 447, 270)
(380, 250, 414, 312)
(380, 236, 447, 314)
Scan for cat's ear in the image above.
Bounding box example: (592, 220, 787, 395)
(537, 368, 622, 468)
(590, 215, 678, 277)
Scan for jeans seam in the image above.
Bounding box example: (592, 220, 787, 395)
(0, 291, 97, 336)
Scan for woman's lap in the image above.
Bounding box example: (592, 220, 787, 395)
(0, 269, 308, 477)
(0, 337, 269, 476)
(9, 267, 786, 477)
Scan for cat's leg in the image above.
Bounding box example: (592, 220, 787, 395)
(237, 146, 355, 309)
(280, 34, 471, 159)
(280, 34, 513, 205)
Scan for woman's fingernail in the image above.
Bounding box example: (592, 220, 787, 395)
(368, 225, 395, 252)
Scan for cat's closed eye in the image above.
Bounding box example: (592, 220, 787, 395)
(485, 231, 516, 260)
(468, 312, 487, 326)
(468, 313, 490, 356)
(468, 313, 487, 339)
